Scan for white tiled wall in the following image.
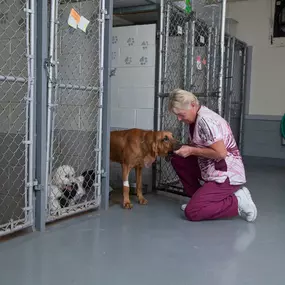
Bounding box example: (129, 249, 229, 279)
(111, 24, 156, 130)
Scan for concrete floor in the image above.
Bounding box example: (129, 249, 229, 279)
(0, 165, 285, 285)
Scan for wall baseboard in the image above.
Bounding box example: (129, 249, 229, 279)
(245, 115, 283, 121)
(243, 155, 285, 167)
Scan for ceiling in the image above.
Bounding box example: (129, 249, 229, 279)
(113, 0, 159, 9)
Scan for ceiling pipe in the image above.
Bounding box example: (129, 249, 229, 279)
(113, 4, 159, 15)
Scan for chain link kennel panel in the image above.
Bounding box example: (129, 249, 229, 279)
(156, 0, 225, 195)
(0, 0, 35, 236)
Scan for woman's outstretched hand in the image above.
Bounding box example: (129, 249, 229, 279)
(174, 145, 194, 158)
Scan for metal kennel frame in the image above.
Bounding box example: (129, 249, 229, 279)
(44, 0, 106, 222)
(154, 0, 248, 195)
(0, 0, 112, 237)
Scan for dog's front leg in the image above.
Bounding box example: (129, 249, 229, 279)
(122, 164, 132, 209)
(135, 166, 148, 205)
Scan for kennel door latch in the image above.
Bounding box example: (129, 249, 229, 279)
(99, 168, 107, 178)
(31, 180, 44, 191)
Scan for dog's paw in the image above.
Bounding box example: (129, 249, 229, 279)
(123, 201, 133, 209)
(138, 197, 148, 205)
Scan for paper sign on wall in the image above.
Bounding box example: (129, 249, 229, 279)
(68, 8, 90, 33)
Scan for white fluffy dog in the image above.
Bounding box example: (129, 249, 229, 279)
(49, 165, 86, 213)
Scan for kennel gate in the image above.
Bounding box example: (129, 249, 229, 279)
(223, 35, 247, 153)
(45, 0, 105, 222)
(155, 0, 247, 195)
(155, 0, 224, 195)
(0, 0, 35, 236)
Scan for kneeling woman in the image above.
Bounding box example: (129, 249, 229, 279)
(168, 88, 257, 222)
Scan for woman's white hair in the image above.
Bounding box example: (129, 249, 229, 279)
(168, 88, 199, 111)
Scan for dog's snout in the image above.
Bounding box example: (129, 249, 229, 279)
(173, 142, 183, 151)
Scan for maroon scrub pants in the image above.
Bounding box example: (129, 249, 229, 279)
(171, 154, 240, 221)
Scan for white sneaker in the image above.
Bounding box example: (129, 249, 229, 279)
(234, 187, 257, 222)
(181, 204, 187, 211)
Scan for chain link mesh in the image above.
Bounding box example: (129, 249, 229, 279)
(0, 0, 34, 236)
(46, 0, 103, 221)
(156, 0, 224, 194)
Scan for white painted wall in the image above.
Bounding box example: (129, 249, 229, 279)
(111, 24, 156, 129)
(227, 0, 285, 116)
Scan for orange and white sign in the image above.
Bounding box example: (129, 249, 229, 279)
(68, 8, 81, 29)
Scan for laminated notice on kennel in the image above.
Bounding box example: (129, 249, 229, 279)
(68, 8, 81, 29)
(78, 16, 90, 33)
(177, 26, 183, 35)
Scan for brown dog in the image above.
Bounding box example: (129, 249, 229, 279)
(110, 128, 177, 209)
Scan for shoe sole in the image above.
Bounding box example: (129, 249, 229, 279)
(242, 187, 257, 222)
(180, 205, 187, 211)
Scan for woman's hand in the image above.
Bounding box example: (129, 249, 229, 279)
(174, 145, 194, 158)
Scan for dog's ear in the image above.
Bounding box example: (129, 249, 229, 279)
(152, 132, 162, 156)
(152, 141, 158, 157)
(76, 175, 84, 184)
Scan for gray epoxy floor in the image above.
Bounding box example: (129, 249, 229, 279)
(0, 165, 285, 285)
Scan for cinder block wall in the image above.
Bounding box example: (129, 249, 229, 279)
(110, 24, 157, 192)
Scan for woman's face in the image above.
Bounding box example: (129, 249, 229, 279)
(172, 103, 197, 124)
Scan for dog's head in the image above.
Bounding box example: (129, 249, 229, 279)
(52, 165, 76, 188)
(150, 131, 178, 157)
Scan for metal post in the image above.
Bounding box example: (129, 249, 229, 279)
(163, 4, 170, 93)
(28, 0, 36, 224)
(224, 36, 231, 121)
(206, 27, 212, 107)
(48, 0, 59, 184)
(97, 0, 107, 203)
(212, 27, 218, 93)
(227, 36, 235, 125)
(34, 0, 48, 231)
(157, 0, 164, 131)
(218, 0, 227, 116)
(45, 0, 56, 213)
(101, 0, 113, 210)
(189, 18, 195, 92)
(24, 0, 31, 224)
(182, 20, 189, 143)
(239, 45, 247, 153)
(183, 22, 189, 91)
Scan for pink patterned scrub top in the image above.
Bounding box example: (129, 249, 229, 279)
(189, 106, 246, 186)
